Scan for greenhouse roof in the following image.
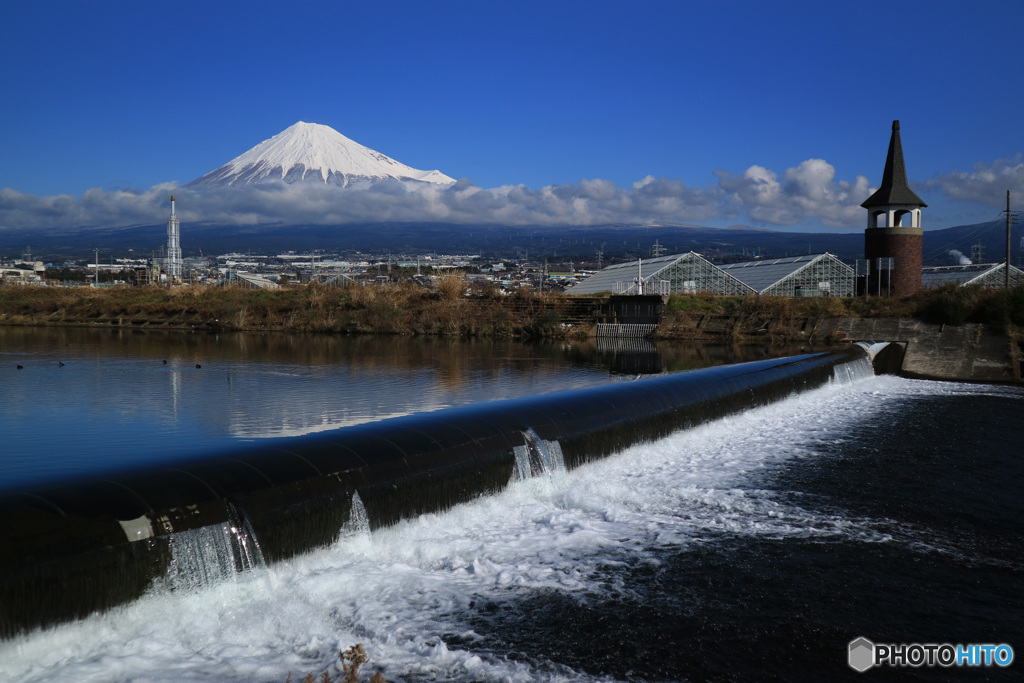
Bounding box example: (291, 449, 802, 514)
(569, 252, 854, 296)
(718, 254, 833, 292)
(921, 263, 1022, 288)
(567, 252, 706, 294)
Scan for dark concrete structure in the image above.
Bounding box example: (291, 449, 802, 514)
(862, 121, 926, 296)
(602, 295, 665, 324)
(832, 318, 1022, 383)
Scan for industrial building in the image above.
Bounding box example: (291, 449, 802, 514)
(0, 262, 45, 284)
(568, 251, 855, 297)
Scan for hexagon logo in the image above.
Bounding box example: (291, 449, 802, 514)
(849, 637, 875, 672)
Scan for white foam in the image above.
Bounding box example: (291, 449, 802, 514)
(2, 374, 968, 682)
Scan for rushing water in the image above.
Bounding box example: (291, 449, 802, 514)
(0, 329, 1020, 681)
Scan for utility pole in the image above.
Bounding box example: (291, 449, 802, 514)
(1007, 191, 1012, 290)
(94, 248, 99, 287)
(1003, 191, 1020, 289)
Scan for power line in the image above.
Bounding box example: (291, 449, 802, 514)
(921, 219, 999, 262)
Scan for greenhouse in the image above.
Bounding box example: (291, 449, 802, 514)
(567, 252, 755, 296)
(569, 252, 855, 297)
(921, 263, 1024, 289)
(718, 253, 855, 297)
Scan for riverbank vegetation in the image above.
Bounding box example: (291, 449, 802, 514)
(658, 284, 1024, 340)
(0, 279, 1021, 341)
(0, 276, 570, 338)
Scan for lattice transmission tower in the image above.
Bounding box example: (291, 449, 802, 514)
(166, 195, 182, 284)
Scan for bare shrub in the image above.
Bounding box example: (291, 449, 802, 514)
(434, 273, 466, 302)
(285, 643, 386, 683)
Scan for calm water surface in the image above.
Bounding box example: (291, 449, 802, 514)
(0, 327, 803, 491)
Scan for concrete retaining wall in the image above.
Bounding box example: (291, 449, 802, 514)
(825, 318, 1021, 383)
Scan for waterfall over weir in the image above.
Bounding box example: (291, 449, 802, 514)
(163, 504, 267, 593)
(0, 346, 876, 637)
(512, 428, 566, 481)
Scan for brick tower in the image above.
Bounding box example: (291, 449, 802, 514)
(861, 120, 926, 296)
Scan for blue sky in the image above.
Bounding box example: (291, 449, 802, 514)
(2, 0, 1023, 233)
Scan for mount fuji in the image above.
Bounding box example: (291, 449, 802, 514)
(185, 121, 455, 190)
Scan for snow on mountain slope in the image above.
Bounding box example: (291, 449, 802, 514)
(186, 122, 455, 189)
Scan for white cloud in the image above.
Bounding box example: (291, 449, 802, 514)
(928, 155, 1024, 206)
(716, 159, 871, 227)
(0, 183, 177, 233)
(0, 159, 880, 233)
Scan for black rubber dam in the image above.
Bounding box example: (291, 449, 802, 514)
(0, 346, 872, 637)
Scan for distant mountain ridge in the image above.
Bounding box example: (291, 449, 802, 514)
(8, 220, 1017, 266)
(186, 122, 455, 190)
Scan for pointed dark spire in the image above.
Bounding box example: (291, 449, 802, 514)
(861, 120, 927, 208)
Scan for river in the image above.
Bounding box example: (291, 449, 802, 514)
(0, 328, 1020, 681)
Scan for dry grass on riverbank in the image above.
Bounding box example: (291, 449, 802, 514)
(657, 285, 1024, 341)
(1, 280, 1021, 341)
(0, 277, 574, 338)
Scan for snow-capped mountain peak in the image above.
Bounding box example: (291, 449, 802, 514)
(186, 121, 455, 189)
